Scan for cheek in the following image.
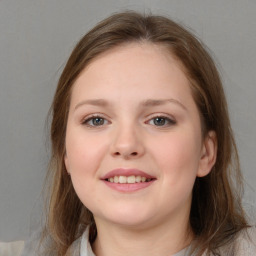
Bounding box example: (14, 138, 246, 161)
(65, 129, 109, 181)
(65, 131, 109, 208)
(151, 129, 202, 180)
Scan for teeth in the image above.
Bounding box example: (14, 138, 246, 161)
(119, 176, 127, 183)
(135, 176, 141, 183)
(107, 175, 152, 184)
(127, 176, 135, 183)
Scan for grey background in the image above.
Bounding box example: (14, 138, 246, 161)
(0, 0, 255, 241)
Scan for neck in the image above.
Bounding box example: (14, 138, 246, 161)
(92, 213, 193, 256)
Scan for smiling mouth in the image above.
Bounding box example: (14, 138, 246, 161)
(101, 168, 156, 192)
(105, 175, 155, 184)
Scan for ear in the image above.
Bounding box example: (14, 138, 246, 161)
(64, 153, 70, 173)
(197, 130, 217, 177)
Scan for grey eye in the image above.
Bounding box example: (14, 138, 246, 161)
(83, 116, 108, 127)
(153, 117, 167, 126)
(91, 117, 105, 126)
(148, 116, 176, 127)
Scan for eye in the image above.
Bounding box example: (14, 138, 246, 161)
(82, 116, 109, 127)
(147, 116, 176, 127)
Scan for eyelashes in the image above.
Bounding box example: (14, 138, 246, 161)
(81, 115, 110, 127)
(81, 114, 176, 128)
(146, 116, 176, 127)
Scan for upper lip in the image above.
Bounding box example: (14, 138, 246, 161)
(101, 168, 156, 180)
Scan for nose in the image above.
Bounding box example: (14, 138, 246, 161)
(110, 124, 145, 159)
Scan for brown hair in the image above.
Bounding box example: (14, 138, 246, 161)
(43, 11, 248, 256)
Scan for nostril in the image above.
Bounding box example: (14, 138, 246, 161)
(113, 151, 138, 157)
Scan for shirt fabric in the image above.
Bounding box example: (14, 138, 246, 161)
(79, 229, 190, 256)
(77, 226, 256, 256)
(21, 225, 256, 256)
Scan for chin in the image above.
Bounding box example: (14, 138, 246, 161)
(108, 217, 154, 229)
(95, 206, 156, 228)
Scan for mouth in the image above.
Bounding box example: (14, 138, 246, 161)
(105, 175, 154, 184)
(101, 168, 156, 192)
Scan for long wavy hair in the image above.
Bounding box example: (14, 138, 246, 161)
(42, 11, 248, 256)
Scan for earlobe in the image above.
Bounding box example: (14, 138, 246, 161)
(197, 131, 217, 177)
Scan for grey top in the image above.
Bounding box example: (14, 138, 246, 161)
(79, 229, 191, 256)
(21, 226, 256, 256)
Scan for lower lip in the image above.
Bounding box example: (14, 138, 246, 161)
(102, 180, 155, 192)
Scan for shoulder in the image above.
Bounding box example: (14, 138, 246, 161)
(21, 225, 91, 256)
(21, 226, 44, 256)
(68, 228, 95, 256)
(67, 236, 82, 256)
(234, 225, 256, 255)
(217, 226, 256, 256)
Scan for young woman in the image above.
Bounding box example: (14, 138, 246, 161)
(22, 11, 255, 256)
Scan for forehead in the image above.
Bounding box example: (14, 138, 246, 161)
(71, 43, 195, 108)
(83, 42, 185, 76)
(72, 42, 191, 98)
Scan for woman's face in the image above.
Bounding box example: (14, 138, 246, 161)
(65, 43, 216, 230)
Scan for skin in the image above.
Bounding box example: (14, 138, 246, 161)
(64, 43, 217, 256)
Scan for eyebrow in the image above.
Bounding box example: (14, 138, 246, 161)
(74, 99, 109, 110)
(141, 99, 187, 110)
(74, 98, 187, 111)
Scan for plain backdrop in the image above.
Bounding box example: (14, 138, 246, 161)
(0, 0, 255, 241)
